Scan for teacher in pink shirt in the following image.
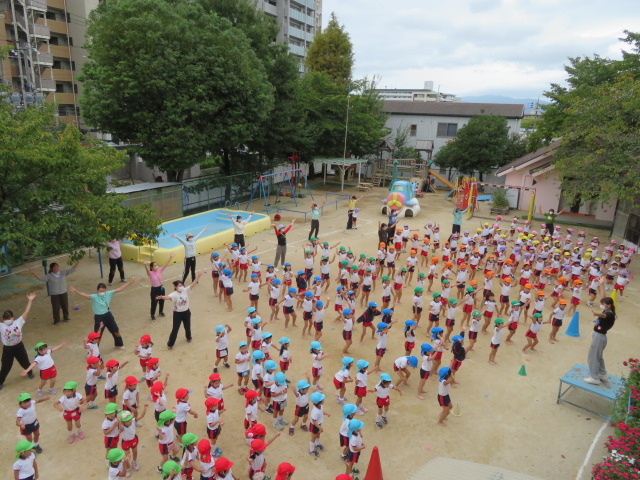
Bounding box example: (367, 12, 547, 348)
(142, 253, 174, 321)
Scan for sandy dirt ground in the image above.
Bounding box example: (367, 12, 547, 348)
(0, 187, 636, 480)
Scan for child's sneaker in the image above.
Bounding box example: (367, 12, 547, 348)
(352, 468, 360, 474)
(67, 433, 75, 443)
(309, 449, 319, 457)
(273, 422, 284, 431)
(266, 405, 274, 414)
(316, 443, 325, 451)
(98, 375, 107, 380)
(289, 426, 295, 436)
(213, 447, 223, 457)
(376, 421, 383, 429)
(36, 390, 43, 398)
(77, 431, 85, 440)
(157, 466, 163, 473)
(213, 367, 218, 374)
(278, 417, 289, 425)
(300, 424, 309, 432)
(382, 415, 388, 424)
(159, 312, 166, 318)
(87, 404, 98, 410)
(169, 455, 180, 462)
(223, 362, 230, 369)
(33, 444, 43, 454)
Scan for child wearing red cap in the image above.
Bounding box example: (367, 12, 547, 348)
(244, 390, 264, 430)
(214, 457, 237, 480)
(151, 381, 168, 423)
(105, 359, 129, 404)
(275, 462, 296, 480)
(84, 355, 102, 409)
(205, 397, 224, 457)
(145, 358, 167, 391)
(247, 437, 278, 480)
(122, 376, 141, 421)
(197, 438, 216, 478)
(84, 331, 102, 362)
(174, 388, 198, 436)
(135, 334, 153, 381)
(205, 373, 232, 413)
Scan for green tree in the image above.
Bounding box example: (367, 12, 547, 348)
(305, 13, 354, 86)
(433, 115, 511, 176)
(530, 30, 640, 203)
(389, 125, 420, 160)
(80, 0, 274, 181)
(503, 133, 528, 163)
(0, 105, 161, 266)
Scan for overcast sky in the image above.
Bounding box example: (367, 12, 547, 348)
(320, 0, 640, 98)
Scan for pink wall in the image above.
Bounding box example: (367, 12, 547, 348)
(502, 169, 615, 221)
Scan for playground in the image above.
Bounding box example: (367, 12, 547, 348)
(0, 184, 636, 480)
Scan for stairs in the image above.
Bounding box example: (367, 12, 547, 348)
(138, 245, 158, 262)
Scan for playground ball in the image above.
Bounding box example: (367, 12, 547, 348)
(386, 192, 406, 211)
(297, 183, 302, 188)
(274, 214, 281, 221)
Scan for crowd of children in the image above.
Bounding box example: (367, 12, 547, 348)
(9, 210, 635, 480)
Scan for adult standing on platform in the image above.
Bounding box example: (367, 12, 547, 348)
(584, 296, 616, 385)
(105, 239, 126, 286)
(172, 227, 207, 283)
(451, 206, 470, 235)
(69, 278, 137, 349)
(308, 202, 326, 240)
(0, 293, 36, 390)
(272, 219, 296, 271)
(29, 258, 82, 325)
(346, 196, 363, 230)
(228, 212, 253, 248)
(156, 270, 204, 350)
(142, 253, 174, 321)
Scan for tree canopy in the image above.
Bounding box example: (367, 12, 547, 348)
(529, 30, 640, 203)
(433, 115, 512, 175)
(81, 0, 274, 181)
(305, 13, 354, 86)
(0, 104, 161, 266)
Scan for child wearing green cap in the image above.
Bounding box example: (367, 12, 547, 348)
(107, 447, 131, 479)
(103, 403, 120, 460)
(53, 381, 85, 443)
(13, 440, 38, 480)
(522, 313, 550, 354)
(120, 405, 148, 471)
(488, 319, 506, 365)
(156, 411, 180, 473)
(20, 341, 68, 397)
(15, 392, 49, 453)
(161, 459, 182, 479)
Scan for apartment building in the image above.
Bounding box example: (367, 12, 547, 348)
(256, 0, 321, 72)
(376, 81, 461, 103)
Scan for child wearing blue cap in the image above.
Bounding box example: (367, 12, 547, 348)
(249, 317, 265, 352)
(334, 357, 354, 405)
(238, 245, 258, 283)
(369, 373, 401, 428)
(262, 358, 277, 413)
(300, 291, 314, 337)
(282, 262, 293, 288)
(213, 324, 232, 373)
(417, 344, 434, 400)
(210, 251, 223, 298)
(354, 360, 369, 414)
(431, 327, 445, 376)
(372, 321, 396, 373)
(340, 309, 354, 354)
(437, 367, 453, 426)
(393, 356, 418, 387)
(278, 337, 292, 373)
(276, 288, 298, 330)
(357, 302, 381, 344)
(242, 274, 265, 311)
(346, 419, 366, 478)
(250, 351, 265, 397)
(309, 391, 330, 456)
(404, 320, 417, 355)
(219, 269, 234, 313)
(450, 332, 466, 385)
(339, 404, 358, 460)
(235, 342, 251, 393)
(313, 297, 331, 341)
(268, 279, 282, 322)
(309, 342, 328, 392)
(289, 375, 311, 436)
(270, 372, 289, 431)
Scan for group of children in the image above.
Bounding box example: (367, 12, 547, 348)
(11, 210, 635, 480)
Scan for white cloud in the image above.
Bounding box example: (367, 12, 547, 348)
(321, 0, 639, 97)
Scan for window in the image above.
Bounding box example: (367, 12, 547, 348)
(68, 37, 73, 46)
(437, 123, 458, 137)
(73, 83, 78, 93)
(409, 124, 417, 137)
(624, 214, 640, 245)
(71, 61, 76, 71)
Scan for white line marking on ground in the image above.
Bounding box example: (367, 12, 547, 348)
(576, 420, 608, 480)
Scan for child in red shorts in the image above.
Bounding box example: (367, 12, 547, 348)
(369, 373, 402, 429)
(21, 341, 68, 396)
(53, 381, 85, 443)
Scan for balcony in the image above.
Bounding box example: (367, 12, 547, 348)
(48, 45, 71, 58)
(52, 69, 72, 82)
(26, 0, 47, 12)
(57, 115, 78, 125)
(292, 0, 316, 11)
(29, 24, 50, 39)
(47, 0, 65, 9)
(34, 52, 54, 66)
(289, 8, 314, 26)
(45, 19, 68, 35)
(13, 12, 28, 32)
(38, 79, 56, 91)
(288, 25, 306, 41)
(47, 92, 75, 104)
(262, 2, 277, 16)
(288, 44, 305, 57)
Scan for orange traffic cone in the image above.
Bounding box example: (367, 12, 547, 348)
(363, 446, 384, 480)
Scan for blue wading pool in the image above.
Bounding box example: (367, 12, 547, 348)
(120, 209, 271, 264)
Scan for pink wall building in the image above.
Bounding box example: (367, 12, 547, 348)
(495, 141, 616, 222)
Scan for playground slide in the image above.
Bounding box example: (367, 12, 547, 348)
(428, 169, 456, 190)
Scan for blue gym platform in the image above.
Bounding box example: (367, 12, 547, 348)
(557, 364, 624, 420)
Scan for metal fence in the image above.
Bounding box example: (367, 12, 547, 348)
(119, 185, 183, 221)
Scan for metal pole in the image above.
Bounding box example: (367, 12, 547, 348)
(343, 96, 350, 160)
(41, 259, 50, 296)
(97, 248, 104, 278)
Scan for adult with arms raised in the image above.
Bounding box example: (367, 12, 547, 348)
(156, 270, 205, 350)
(584, 296, 616, 385)
(309, 201, 326, 240)
(29, 258, 82, 325)
(228, 212, 253, 248)
(141, 253, 175, 321)
(451, 205, 470, 235)
(172, 227, 207, 284)
(272, 219, 296, 271)
(0, 293, 36, 391)
(69, 278, 137, 349)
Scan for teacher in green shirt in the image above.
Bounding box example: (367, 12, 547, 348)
(69, 277, 136, 348)
(544, 208, 564, 233)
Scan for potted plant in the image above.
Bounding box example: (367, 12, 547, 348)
(491, 189, 510, 214)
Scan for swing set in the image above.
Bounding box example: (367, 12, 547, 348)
(245, 168, 315, 215)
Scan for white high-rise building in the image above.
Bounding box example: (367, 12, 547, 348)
(376, 81, 460, 102)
